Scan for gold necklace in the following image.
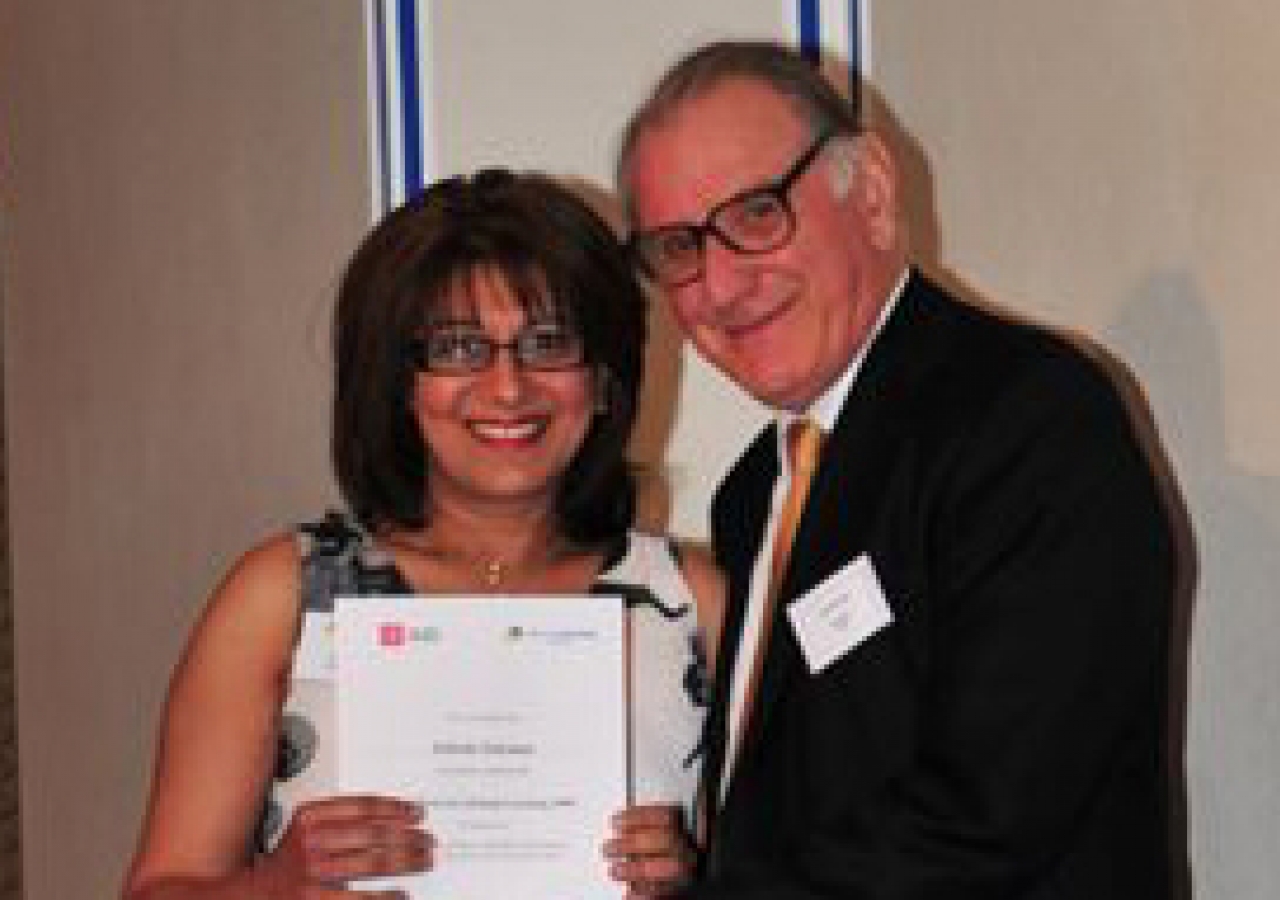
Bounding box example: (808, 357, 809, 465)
(380, 534, 568, 589)
(477, 556, 507, 588)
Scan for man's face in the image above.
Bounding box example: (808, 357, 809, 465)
(626, 79, 899, 411)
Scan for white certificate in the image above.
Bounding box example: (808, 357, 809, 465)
(336, 595, 626, 899)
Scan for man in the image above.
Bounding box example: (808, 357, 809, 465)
(615, 40, 1175, 899)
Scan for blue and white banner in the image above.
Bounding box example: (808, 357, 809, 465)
(365, 0, 434, 216)
(787, 0, 868, 90)
(365, 1, 866, 218)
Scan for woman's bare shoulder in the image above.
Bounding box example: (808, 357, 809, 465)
(177, 530, 304, 674)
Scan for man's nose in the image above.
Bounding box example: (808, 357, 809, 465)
(699, 234, 755, 311)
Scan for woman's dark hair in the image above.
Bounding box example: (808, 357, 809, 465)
(332, 169, 647, 545)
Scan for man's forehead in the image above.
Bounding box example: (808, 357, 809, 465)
(630, 108, 810, 225)
(642, 84, 800, 155)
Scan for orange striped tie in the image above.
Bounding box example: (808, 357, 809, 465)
(726, 418, 824, 782)
(770, 419, 824, 590)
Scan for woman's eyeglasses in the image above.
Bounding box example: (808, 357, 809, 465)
(408, 324, 586, 375)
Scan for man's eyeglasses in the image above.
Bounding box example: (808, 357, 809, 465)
(627, 130, 838, 288)
(407, 323, 587, 376)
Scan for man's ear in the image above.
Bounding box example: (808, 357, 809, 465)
(842, 133, 898, 249)
(827, 139, 857, 199)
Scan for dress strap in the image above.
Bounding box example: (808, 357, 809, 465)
(295, 511, 404, 611)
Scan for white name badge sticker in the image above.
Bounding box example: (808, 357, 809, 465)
(787, 554, 893, 674)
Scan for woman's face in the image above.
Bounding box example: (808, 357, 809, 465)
(410, 266, 596, 518)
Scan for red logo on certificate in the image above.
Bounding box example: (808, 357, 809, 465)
(377, 622, 407, 647)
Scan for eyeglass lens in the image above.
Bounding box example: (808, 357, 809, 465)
(631, 130, 835, 286)
(413, 325, 584, 374)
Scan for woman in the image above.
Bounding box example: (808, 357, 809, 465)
(122, 169, 722, 899)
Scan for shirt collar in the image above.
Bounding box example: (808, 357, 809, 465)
(776, 265, 910, 457)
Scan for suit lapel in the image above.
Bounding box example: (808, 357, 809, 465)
(705, 273, 961, 836)
(733, 273, 951, 781)
(700, 431, 779, 834)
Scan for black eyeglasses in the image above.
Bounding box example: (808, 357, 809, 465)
(408, 323, 586, 376)
(627, 130, 837, 288)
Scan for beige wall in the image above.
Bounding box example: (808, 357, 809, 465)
(0, 3, 366, 897)
(1, 2, 1276, 898)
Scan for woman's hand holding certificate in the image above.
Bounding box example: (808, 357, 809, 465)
(605, 804, 697, 897)
(255, 795, 432, 895)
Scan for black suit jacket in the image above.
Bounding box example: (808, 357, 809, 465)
(692, 273, 1175, 899)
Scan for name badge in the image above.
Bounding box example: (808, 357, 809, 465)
(787, 554, 893, 674)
